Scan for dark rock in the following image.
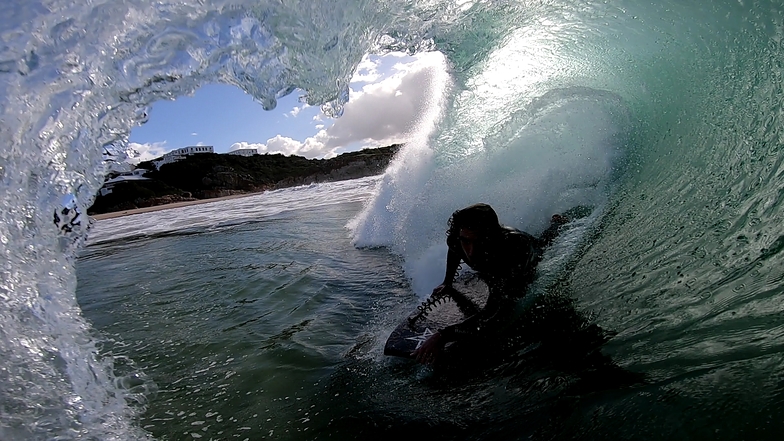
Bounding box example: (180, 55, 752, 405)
(89, 145, 401, 215)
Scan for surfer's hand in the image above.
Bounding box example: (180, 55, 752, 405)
(412, 332, 444, 365)
(431, 283, 450, 297)
(551, 214, 568, 225)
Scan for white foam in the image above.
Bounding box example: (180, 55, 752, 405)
(352, 87, 629, 295)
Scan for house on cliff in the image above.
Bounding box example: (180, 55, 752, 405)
(152, 145, 214, 170)
(226, 148, 258, 157)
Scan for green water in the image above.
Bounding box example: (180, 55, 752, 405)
(77, 201, 413, 440)
(77, 183, 784, 441)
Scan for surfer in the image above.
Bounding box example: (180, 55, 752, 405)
(412, 203, 568, 365)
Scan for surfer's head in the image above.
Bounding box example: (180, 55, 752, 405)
(448, 203, 501, 234)
(447, 203, 502, 266)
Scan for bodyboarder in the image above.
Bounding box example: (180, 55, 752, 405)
(412, 203, 568, 365)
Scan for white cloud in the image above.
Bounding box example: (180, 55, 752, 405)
(125, 141, 168, 164)
(259, 136, 302, 155)
(314, 51, 447, 152)
(289, 103, 310, 117)
(191, 132, 198, 136)
(230, 52, 448, 160)
(352, 55, 383, 83)
(229, 132, 338, 160)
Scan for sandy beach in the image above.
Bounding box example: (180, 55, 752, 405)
(90, 192, 263, 220)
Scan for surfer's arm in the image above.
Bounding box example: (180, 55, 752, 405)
(412, 331, 444, 364)
(442, 247, 462, 286)
(537, 214, 569, 248)
(413, 293, 505, 364)
(431, 247, 462, 297)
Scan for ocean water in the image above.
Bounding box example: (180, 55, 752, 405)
(4, 0, 784, 439)
(77, 177, 613, 441)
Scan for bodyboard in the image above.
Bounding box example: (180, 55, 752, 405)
(384, 274, 489, 358)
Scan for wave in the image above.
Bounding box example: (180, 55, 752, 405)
(3, 0, 784, 438)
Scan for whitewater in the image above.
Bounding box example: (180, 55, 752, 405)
(3, 0, 784, 439)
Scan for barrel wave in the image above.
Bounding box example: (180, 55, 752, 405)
(3, 0, 784, 439)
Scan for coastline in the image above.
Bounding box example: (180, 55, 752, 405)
(90, 191, 263, 220)
(90, 145, 400, 221)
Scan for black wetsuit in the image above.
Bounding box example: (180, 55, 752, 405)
(439, 222, 562, 342)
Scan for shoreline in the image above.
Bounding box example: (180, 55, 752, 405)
(90, 191, 263, 220)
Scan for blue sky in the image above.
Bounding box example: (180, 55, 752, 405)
(130, 84, 311, 153)
(128, 52, 447, 162)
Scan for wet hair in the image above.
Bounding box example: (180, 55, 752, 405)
(446, 203, 502, 248)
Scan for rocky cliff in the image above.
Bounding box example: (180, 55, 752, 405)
(88, 145, 400, 215)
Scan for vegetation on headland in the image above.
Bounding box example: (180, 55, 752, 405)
(88, 145, 401, 215)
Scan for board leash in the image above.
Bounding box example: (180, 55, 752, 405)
(407, 286, 481, 324)
(408, 290, 452, 324)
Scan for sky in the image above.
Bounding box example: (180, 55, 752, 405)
(127, 51, 447, 163)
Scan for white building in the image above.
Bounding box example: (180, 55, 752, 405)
(152, 145, 214, 170)
(173, 146, 214, 155)
(99, 169, 150, 196)
(226, 148, 258, 157)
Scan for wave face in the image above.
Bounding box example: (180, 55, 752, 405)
(3, 0, 784, 438)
